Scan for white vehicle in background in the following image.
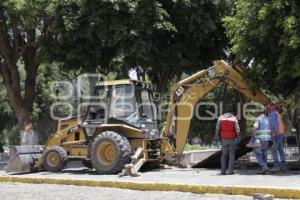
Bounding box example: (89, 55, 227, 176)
(4, 147, 10, 160)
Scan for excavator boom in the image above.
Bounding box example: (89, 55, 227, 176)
(162, 60, 270, 154)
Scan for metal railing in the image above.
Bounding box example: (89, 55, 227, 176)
(237, 136, 300, 168)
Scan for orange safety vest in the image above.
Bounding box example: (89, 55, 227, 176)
(276, 112, 285, 134)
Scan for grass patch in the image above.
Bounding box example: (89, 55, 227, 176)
(184, 143, 209, 151)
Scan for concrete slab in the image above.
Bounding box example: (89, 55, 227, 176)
(182, 149, 219, 166)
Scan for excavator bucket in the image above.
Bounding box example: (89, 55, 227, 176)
(5, 145, 44, 174)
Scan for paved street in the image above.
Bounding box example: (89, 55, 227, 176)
(0, 164, 299, 199)
(1, 165, 300, 189)
(0, 182, 253, 200)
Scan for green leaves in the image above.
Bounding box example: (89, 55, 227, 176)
(40, 0, 228, 89)
(283, 16, 300, 49)
(224, 0, 300, 96)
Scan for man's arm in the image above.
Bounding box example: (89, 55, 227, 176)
(253, 119, 259, 129)
(215, 117, 221, 136)
(235, 118, 240, 136)
(252, 118, 259, 134)
(270, 112, 279, 135)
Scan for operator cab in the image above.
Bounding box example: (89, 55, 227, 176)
(84, 80, 159, 138)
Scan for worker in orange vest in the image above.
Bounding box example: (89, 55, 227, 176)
(216, 106, 240, 175)
(267, 103, 286, 172)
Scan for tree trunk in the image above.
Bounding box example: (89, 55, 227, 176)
(0, 8, 40, 146)
(0, 63, 38, 145)
(17, 109, 38, 145)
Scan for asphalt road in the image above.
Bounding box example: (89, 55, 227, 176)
(2, 165, 300, 189)
(1, 161, 299, 199)
(0, 182, 253, 200)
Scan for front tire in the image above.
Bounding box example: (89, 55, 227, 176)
(43, 146, 67, 172)
(90, 131, 132, 174)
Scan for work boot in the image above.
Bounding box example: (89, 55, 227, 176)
(280, 165, 287, 172)
(219, 171, 226, 175)
(257, 166, 269, 174)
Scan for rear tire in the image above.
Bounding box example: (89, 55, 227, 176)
(90, 131, 132, 174)
(43, 146, 67, 172)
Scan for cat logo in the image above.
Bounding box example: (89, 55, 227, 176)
(175, 86, 185, 97)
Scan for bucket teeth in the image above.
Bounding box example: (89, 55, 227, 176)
(4, 145, 43, 174)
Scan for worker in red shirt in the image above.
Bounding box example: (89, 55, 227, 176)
(216, 106, 240, 175)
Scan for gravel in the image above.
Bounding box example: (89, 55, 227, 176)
(0, 182, 252, 200)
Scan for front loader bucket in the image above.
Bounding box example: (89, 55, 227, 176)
(5, 145, 44, 174)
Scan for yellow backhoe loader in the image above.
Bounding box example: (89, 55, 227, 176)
(5, 60, 270, 175)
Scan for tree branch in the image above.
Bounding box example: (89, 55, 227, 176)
(23, 38, 38, 112)
(11, 14, 20, 57)
(0, 6, 23, 115)
(0, 61, 23, 114)
(39, 17, 53, 41)
(0, 6, 14, 64)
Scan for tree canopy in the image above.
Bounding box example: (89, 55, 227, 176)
(223, 0, 300, 96)
(43, 0, 229, 91)
(0, 0, 232, 144)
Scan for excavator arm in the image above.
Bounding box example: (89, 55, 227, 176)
(162, 60, 270, 154)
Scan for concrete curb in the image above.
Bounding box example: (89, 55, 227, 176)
(0, 176, 299, 199)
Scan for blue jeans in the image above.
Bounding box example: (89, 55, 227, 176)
(272, 137, 286, 168)
(254, 140, 269, 169)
